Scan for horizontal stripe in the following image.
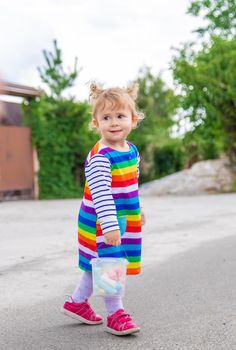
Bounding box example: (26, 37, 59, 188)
(91, 188, 110, 196)
(78, 232, 96, 247)
(79, 221, 96, 235)
(95, 203, 116, 211)
(112, 158, 137, 169)
(79, 248, 98, 261)
(106, 152, 136, 165)
(96, 209, 117, 217)
(92, 192, 113, 201)
(79, 206, 96, 222)
(102, 225, 120, 234)
(120, 231, 142, 238)
(127, 267, 141, 275)
(93, 196, 115, 206)
(86, 159, 110, 169)
(87, 154, 111, 164)
(86, 169, 110, 181)
(116, 202, 140, 211)
(127, 222, 141, 229)
(127, 261, 141, 269)
(97, 243, 141, 252)
(125, 226, 142, 233)
(85, 183, 103, 192)
(98, 251, 126, 258)
(83, 198, 95, 209)
(78, 225, 96, 240)
(79, 258, 92, 271)
(96, 233, 142, 243)
(111, 183, 138, 194)
(125, 255, 141, 262)
(78, 215, 96, 230)
(125, 214, 141, 220)
(79, 237, 96, 251)
(112, 190, 138, 199)
(112, 178, 137, 188)
(86, 174, 108, 185)
(121, 238, 142, 245)
(78, 244, 98, 258)
(81, 201, 96, 215)
(112, 171, 138, 182)
(84, 192, 92, 201)
(116, 209, 140, 216)
(111, 164, 137, 175)
(98, 246, 141, 256)
(86, 166, 110, 176)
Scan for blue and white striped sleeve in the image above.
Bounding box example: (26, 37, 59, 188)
(85, 154, 119, 235)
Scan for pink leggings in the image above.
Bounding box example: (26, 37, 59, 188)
(72, 271, 123, 315)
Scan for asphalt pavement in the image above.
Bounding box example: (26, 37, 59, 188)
(0, 194, 236, 349)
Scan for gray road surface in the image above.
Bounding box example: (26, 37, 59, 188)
(0, 194, 236, 349)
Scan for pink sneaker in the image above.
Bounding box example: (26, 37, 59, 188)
(61, 297, 103, 325)
(106, 309, 140, 335)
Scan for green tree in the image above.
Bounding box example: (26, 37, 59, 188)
(23, 40, 97, 198)
(38, 39, 79, 98)
(188, 0, 236, 37)
(172, 36, 236, 167)
(129, 67, 184, 181)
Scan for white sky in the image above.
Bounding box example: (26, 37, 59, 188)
(0, 0, 203, 101)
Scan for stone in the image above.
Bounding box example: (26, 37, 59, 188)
(140, 157, 235, 196)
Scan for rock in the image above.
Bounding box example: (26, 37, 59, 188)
(140, 157, 235, 196)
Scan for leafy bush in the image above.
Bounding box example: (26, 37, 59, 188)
(23, 40, 97, 198)
(153, 143, 184, 178)
(23, 96, 97, 198)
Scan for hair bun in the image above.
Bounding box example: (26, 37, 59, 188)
(89, 83, 103, 101)
(126, 83, 139, 101)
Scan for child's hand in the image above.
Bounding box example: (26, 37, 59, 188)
(104, 230, 121, 246)
(141, 207, 146, 226)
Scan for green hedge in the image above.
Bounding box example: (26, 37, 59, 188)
(23, 96, 97, 199)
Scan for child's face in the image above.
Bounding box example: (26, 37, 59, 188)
(92, 102, 138, 147)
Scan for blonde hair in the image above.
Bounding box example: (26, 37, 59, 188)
(88, 83, 144, 130)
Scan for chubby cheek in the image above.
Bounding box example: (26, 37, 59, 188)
(125, 122, 134, 132)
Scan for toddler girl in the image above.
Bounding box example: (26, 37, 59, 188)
(61, 83, 146, 336)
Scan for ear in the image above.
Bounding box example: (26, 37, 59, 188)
(132, 114, 138, 128)
(92, 118, 99, 130)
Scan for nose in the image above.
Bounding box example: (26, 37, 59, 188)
(111, 117, 119, 126)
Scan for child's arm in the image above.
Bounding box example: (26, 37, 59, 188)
(137, 151, 146, 226)
(141, 207, 146, 226)
(85, 154, 121, 245)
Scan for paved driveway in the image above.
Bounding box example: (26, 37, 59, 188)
(0, 194, 236, 349)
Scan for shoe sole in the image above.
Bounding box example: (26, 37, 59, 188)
(60, 307, 103, 325)
(106, 326, 140, 336)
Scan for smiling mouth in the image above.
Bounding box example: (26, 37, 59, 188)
(110, 130, 122, 133)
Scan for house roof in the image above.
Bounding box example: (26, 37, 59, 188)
(0, 81, 41, 98)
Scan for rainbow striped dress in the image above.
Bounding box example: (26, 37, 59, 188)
(78, 140, 142, 275)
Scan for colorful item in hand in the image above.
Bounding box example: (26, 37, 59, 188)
(91, 258, 128, 297)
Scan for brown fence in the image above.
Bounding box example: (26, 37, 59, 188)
(0, 126, 36, 200)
